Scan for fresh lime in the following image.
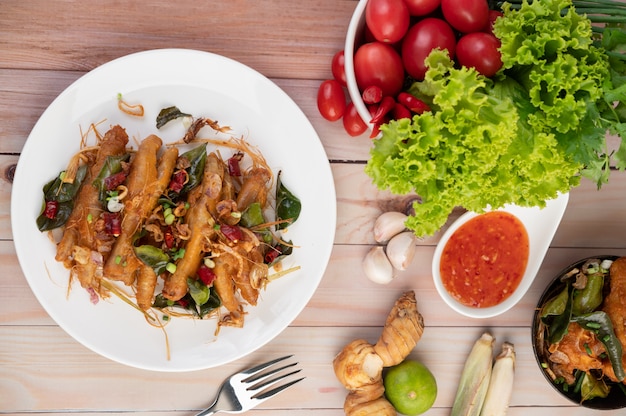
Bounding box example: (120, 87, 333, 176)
(384, 359, 437, 416)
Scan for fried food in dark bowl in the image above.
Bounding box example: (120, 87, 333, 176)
(532, 255, 626, 409)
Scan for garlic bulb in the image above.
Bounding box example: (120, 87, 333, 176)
(373, 211, 408, 243)
(363, 246, 395, 284)
(107, 196, 124, 213)
(386, 231, 418, 271)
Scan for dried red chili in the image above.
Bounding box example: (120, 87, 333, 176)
(164, 227, 175, 249)
(220, 224, 243, 242)
(168, 170, 187, 193)
(197, 264, 216, 286)
(264, 246, 282, 264)
(103, 171, 128, 191)
(44, 200, 59, 219)
(103, 212, 122, 237)
(227, 152, 244, 177)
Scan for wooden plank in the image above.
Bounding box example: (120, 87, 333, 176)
(0, 156, 17, 239)
(0, 0, 358, 79)
(0, 325, 595, 413)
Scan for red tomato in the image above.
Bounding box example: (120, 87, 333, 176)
(365, 0, 410, 44)
(441, 0, 489, 33)
(456, 32, 502, 77)
(331, 50, 347, 86)
(403, 0, 441, 16)
(401, 18, 456, 80)
(484, 10, 503, 35)
(317, 79, 346, 121)
(343, 102, 368, 136)
(354, 42, 405, 97)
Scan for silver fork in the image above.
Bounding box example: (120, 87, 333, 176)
(195, 355, 304, 415)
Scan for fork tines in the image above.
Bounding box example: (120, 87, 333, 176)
(242, 355, 304, 400)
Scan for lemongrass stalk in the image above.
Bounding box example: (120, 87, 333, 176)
(451, 333, 495, 416)
(480, 342, 516, 416)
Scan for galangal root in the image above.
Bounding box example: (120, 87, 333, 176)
(333, 290, 424, 415)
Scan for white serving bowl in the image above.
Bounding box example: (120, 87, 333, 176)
(431, 193, 569, 318)
(344, 0, 373, 130)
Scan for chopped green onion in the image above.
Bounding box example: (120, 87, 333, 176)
(166, 262, 177, 273)
(204, 257, 215, 268)
(172, 248, 185, 261)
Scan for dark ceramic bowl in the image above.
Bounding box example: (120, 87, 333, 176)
(532, 255, 626, 410)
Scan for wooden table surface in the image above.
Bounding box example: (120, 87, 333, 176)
(2, 1, 626, 415)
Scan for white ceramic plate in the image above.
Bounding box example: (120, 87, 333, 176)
(11, 49, 336, 372)
(432, 192, 569, 318)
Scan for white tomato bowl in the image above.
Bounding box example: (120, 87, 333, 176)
(344, 0, 374, 130)
(431, 192, 569, 319)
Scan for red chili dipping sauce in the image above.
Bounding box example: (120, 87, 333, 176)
(439, 211, 529, 308)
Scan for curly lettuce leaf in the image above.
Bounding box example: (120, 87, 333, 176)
(495, 0, 614, 187)
(365, 51, 581, 237)
(495, 0, 608, 131)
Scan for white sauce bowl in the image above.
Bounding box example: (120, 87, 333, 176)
(432, 192, 569, 318)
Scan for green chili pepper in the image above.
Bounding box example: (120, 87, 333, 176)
(134, 245, 170, 275)
(541, 286, 569, 318)
(275, 172, 301, 230)
(574, 311, 625, 382)
(36, 165, 89, 231)
(572, 272, 605, 315)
